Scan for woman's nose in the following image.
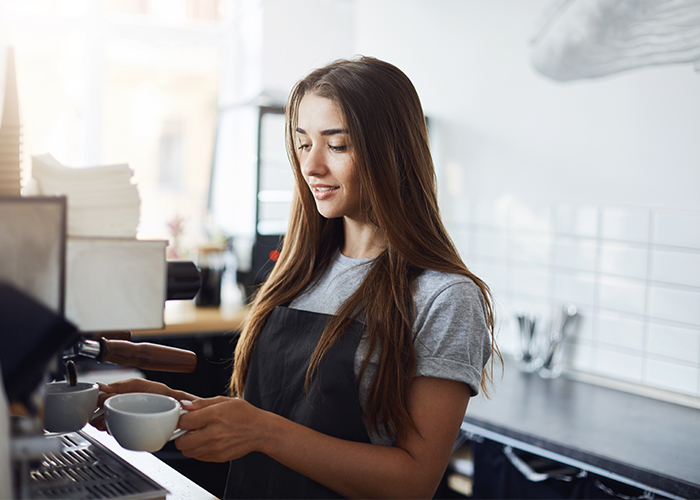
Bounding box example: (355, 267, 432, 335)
(301, 147, 327, 178)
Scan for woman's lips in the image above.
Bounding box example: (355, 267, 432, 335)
(310, 185, 339, 200)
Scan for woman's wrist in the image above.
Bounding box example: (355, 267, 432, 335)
(255, 408, 285, 457)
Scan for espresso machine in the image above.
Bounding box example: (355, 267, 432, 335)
(0, 195, 203, 499)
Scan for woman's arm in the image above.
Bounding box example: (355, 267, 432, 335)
(176, 376, 469, 499)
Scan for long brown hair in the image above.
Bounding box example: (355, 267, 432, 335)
(231, 56, 499, 440)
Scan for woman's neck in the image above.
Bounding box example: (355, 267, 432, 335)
(341, 217, 387, 259)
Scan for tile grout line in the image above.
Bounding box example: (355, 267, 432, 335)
(642, 208, 655, 386)
(456, 198, 700, 400)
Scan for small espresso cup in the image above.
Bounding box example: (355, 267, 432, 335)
(44, 381, 100, 433)
(104, 393, 187, 452)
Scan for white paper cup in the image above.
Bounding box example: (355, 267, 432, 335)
(105, 393, 187, 452)
(44, 381, 99, 433)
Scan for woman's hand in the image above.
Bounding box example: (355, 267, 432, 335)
(98, 378, 175, 398)
(174, 396, 265, 463)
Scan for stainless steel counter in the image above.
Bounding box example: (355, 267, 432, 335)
(82, 426, 218, 500)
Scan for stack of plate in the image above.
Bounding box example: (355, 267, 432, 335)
(0, 46, 21, 197)
(31, 153, 141, 238)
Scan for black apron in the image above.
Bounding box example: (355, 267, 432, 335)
(224, 306, 372, 499)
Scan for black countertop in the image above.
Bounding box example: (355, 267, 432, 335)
(463, 361, 700, 499)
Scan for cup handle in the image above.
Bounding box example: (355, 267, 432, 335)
(89, 390, 108, 422)
(170, 428, 188, 441)
(169, 408, 189, 441)
(90, 407, 105, 422)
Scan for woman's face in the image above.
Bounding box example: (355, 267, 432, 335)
(296, 93, 363, 221)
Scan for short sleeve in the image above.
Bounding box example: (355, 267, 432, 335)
(412, 275, 492, 396)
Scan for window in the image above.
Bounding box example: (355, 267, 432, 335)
(158, 118, 185, 189)
(2, 0, 227, 254)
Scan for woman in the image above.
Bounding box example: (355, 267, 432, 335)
(98, 56, 498, 499)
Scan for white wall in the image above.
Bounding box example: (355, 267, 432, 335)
(354, 0, 700, 212)
(257, 0, 700, 211)
(261, 0, 354, 96)
(221, 0, 354, 106)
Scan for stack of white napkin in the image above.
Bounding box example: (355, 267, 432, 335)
(30, 153, 140, 238)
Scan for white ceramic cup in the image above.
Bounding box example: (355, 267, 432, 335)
(44, 381, 100, 433)
(104, 393, 187, 452)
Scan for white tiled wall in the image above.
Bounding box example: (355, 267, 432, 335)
(446, 199, 700, 400)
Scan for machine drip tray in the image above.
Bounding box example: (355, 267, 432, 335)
(21, 431, 168, 500)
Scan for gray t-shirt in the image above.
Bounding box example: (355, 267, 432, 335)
(289, 251, 492, 445)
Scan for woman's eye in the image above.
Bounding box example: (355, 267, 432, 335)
(329, 145, 347, 152)
(297, 144, 310, 151)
